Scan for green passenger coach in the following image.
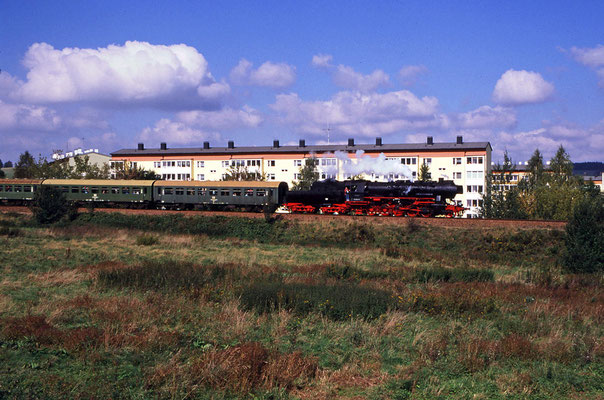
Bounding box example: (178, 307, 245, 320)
(41, 179, 155, 204)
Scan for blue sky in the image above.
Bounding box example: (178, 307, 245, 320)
(1, 0, 604, 164)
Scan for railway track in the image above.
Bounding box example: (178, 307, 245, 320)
(0, 205, 566, 230)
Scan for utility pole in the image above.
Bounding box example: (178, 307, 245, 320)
(323, 125, 331, 145)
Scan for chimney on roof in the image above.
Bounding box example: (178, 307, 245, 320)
(203, 141, 210, 149)
(227, 140, 234, 149)
(137, 143, 144, 150)
(160, 142, 167, 150)
(273, 140, 280, 148)
(375, 137, 382, 146)
(456, 136, 463, 145)
(427, 136, 433, 145)
(348, 138, 355, 146)
(299, 139, 306, 147)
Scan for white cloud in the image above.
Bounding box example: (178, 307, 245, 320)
(229, 59, 296, 88)
(0, 100, 61, 131)
(311, 54, 333, 68)
(270, 90, 441, 137)
(492, 69, 555, 105)
(453, 105, 516, 129)
(177, 106, 263, 130)
(140, 118, 220, 145)
(14, 41, 228, 107)
(398, 65, 428, 86)
(570, 44, 604, 88)
(332, 65, 389, 92)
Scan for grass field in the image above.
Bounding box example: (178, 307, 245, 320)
(0, 211, 602, 399)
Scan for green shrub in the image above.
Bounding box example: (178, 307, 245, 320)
(413, 266, 494, 283)
(97, 261, 228, 291)
(564, 197, 604, 273)
(31, 186, 69, 224)
(135, 234, 159, 246)
(240, 281, 392, 320)
(324, 264, 389, 281)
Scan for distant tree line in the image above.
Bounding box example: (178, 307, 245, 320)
(9, 151, 159, 180)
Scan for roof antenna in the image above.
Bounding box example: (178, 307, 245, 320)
(323, 124, 331, 145)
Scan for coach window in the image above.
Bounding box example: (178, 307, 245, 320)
(232, 190, 241, 196)
(256, 189, 266, 196)
(91, 187, 99, 194)
(186, 188, 194, 196)
(101, 187, 109, 194)
(69, 187, 78, 193)
(0, 185, 3, 192)
(132, 187, 141, 195)
(120, 187, 128, 195)
(164, 188, 173, 195)
(197, 188, 207, 196)
(209, 189, 218, 196)
(175, 188, 184, 195)
(23, 186, 32, 192)
(82, 186, 89, 194)
(111, 187, 119, 194)
(220, 189, 230, 196)
(6, 185, 12, 192)
(245, 189, 254, 197)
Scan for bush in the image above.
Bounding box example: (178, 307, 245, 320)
(413, 266, 494, 283)
(136, 234, 159, 246)
(240, 281, 392, 320)
(97, 261, 228, 291)
(31, 185, 69, 224)
(564, 197, 604, 273)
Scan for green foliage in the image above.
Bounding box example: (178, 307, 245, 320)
(413, 266, 494, 283)
(10, 151, 110, 179)
(419, 162, 431, 181)
(113, 163, 159, 180)
(135, 234, 159, 246)
(98, 261, 228, 291)
(240, 281, 392, 320)
(13, 151, 37, 178)
(564, 196, 604, 273)
(291, 157, 319, 191)
(31, 185, 69, 224)
(0, 169, 5, 178)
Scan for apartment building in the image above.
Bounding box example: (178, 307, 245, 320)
(111, 136, 492, 217)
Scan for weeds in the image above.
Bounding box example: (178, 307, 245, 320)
(135, 234, 159, 246)
(413, 265, 494, 283)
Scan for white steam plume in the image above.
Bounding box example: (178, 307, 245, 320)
(318, 150, 414, 181)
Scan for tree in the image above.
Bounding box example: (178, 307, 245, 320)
(4, 161, 13, 167)
(113, 163, 160, 180)
(0, 159, 3, 168)
(481, 151, 517, 218)
(549, 145, 573, 180)
(419, 163, 431, 181)
(0, 169, 4, 179)
(564, 196, 604, 273)
(13, 151, 38, 178)
(69, 156, 111, 179)
(526, 148, 544, 188)
(31, 185, 69, 224)
(221, 164, 264, 181)
(291, 157, 319, 190)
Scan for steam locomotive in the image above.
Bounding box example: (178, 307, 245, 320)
(0, 178, 465, 217)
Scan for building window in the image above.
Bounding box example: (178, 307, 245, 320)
(154, 161, 161, 168)
(197, 174, 205, 181)
(320, 158, 336, 166)
(467, 156, 484, 164)
(196, 161, 204, 168)
(466, 171, 484, 180)
(453, 172, 462, 179)
(293, 160, 302, 167)
(423, 158, 432, 165)
(401, 157, 417, 165)
(294, 173, 302, 180)
(268, 160, 276, 167)
(267, 173, 275, 180)
(453, 157, 462, 165)
(321, 173, 336, 179)
(466, 185, 484, 193)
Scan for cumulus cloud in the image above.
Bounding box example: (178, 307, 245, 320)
(492, 69, 555, 105)
(570, 44, 604, 87)
(13, 41, 229, 108)
(398, 65, 428, 86)
(229, 59, 296, 88)
(0, 100, 61, 131)
(332, 65, 390, 92)
(140, 106, 263, 146)
(270, 90, 441, 137)
(311, 54, 333, 68)
(453, 105, 516, 129)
